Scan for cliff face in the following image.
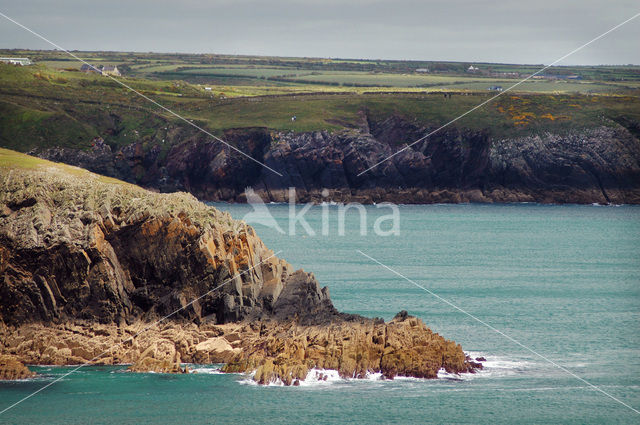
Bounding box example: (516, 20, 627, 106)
(32, 116, 640, 204)
(0, 155, 335, 328)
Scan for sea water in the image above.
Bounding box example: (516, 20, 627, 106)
(1, 204, 638, 424)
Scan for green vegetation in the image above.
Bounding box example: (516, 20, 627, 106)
(0, 147, 131, 185)
(7, 49, 640, 91)
(0, 100, 97, 151)
(0, 147, 53, 169)
(0, 49, 639, 153)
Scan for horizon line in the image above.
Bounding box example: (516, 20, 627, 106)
(0, 47, 638, 68)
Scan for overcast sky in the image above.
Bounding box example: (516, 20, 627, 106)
(0, 0, 638, 65)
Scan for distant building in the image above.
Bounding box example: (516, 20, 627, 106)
(204, 87, 212, 91)
(467, 65, 479, 72)
(0, 57, 32, 66)
(101, 65, 121, 76)
(488, 85, 503, 91)
(415, 68, 429, 73)
(80, 64, 121, 76)
(80, 64, 101, 74)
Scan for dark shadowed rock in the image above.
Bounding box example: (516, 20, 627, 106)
(32, 116, 640, 204)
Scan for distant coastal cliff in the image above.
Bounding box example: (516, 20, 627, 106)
(0, 149, 480, 383)
(32, 115, 640, 204)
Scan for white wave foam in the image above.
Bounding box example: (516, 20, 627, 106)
(591, 203, 623, 207)
(463, 352, 533, 378)
(0, 376, 41, 382)
(436, 369, 469, 381)
(297, 368, 343, 386)
(364, 371, 383, 381)
(234, 353, 534, 387)
(189, 367, 224, 375)
(238, 368, 345, 387)
(237, 370, 260, 386)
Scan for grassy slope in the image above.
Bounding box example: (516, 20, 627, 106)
(0, 147, 238, 231)
(0, 147, 129, 185)
(0, 53, 639, 154)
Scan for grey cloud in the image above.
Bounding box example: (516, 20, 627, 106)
(0, 0, 638, 64)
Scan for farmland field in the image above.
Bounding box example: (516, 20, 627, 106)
(0, 49, 639, 153)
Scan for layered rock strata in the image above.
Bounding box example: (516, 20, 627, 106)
(0, 158, 333, 327)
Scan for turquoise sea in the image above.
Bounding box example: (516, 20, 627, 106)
(1, 204, 639, 424)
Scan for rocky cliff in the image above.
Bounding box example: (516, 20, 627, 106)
(0, 149, 479, 383)
(0, 152, 336, 327)
(32, 116, 640, 204)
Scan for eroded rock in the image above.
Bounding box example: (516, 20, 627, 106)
(0, 354, 35, 380)
(222, 312, 479, 384)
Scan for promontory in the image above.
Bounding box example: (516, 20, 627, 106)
(0, 148, 480, 384)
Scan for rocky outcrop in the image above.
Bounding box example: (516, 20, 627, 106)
(31, 117, 640, 204)
(0, 320, 241, 367)
(128, 354, 188, 374)
(0, 355, 35, 380)
(0, 314, 479, 385)
(223, 311, 477, 385)
(0, 150, 480, 383)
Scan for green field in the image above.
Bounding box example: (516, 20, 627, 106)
(9, 49, 639, 91)
(0, 49, 639, 154)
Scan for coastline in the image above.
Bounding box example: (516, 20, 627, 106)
(1, 149, 638, 421)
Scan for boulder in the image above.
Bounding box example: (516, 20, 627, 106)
(0, 355, 35, 380)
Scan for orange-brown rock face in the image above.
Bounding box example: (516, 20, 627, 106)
(0, 320, 243, 367)
(0, 314, 481, 384)
(0, 354, 35, 380)
(222, 311, 478, 385)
